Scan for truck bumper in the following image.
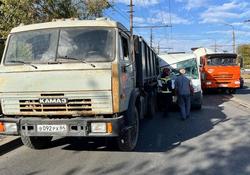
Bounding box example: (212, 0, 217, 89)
(202, 80, 240, 89)
(0, 116, 124, 137)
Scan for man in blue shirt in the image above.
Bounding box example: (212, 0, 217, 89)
(175, 68, 193, 120)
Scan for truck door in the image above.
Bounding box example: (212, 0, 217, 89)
(119, 33, 135, 111)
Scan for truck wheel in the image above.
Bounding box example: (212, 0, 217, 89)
(117, 107, 139, 151)
(193, 103, 202, 110)
(21, 135, 52, 149)
(230, 89, 236, 94)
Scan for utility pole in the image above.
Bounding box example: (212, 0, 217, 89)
(214, 39, 217, 52)
(233, 28, 235, 53)
(133, 25, 172, 48)
(129, 0, 135, 61)
(224, 23, 235, 53)
(129, 0, 133, 35)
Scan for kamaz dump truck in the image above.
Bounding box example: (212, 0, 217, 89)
(0, 18, 159, 151)
(194, 48, 240, 93)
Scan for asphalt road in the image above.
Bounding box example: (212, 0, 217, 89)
(0, 94, 250, 175)
(233, 80, 250, 105)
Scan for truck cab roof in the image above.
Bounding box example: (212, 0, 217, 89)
(159, 53, 196, 66)
(10, 18, 129, 34)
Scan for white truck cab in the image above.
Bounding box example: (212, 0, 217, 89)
(159, 53, 203, 109)
(0, 18, 159, 151)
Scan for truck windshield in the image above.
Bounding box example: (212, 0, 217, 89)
(172, 58, 199, 79)
(5, 30, 58, 64)
(57, 28, 114, 62)
(207, 56, 237, 66)
(4, 28, 115, 64)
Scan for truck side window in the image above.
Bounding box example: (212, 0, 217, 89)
(121, 36, 129, 61)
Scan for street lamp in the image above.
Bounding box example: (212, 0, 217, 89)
(223, 23, 235, 53)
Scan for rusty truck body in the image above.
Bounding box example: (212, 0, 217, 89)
(0, 18, 159, 150)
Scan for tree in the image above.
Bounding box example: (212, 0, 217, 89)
(0, 0, 112, 38)
(0, 0, 36, 38)
(237, 44, 250, 68)
(84, 0, 111, 18)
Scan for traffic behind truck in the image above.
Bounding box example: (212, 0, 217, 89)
(194, 48, 240, 93)
(0, 18, 159, 151)
(159, 53, 203, 109)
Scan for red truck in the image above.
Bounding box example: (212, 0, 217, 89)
(194, 48, 240, 93)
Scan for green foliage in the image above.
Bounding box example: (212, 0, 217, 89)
(0, 0, 112, 38)
(85, 0, 111, 17)
(237, 44, 250, 68)
(0, 0, 36, 38)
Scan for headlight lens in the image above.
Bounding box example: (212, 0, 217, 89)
(234, 80, 240, 85)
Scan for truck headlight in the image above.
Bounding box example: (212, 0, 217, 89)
(206, 81, 212, 85)
(234, 80, 240, 85)
(3, 122, 17, 133)
(90, 122, 113, 133)
(91, 123, 107, 133)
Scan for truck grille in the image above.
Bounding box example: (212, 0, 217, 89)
(19, 99, 92, 112)
(213, 74, 233, 79)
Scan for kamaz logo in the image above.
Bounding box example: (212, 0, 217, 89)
(39, 98, 68, 105)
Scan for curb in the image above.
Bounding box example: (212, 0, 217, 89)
(0, 136, 22, 156)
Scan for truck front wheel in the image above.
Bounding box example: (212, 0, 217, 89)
(117, 107, 139, 151)
(21, 135, 52, 149)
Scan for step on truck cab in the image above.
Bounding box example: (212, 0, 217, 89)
(0, 18, 159, 150)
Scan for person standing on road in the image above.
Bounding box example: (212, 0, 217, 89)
(175, 68, 193, 120)
(160, 67, 173, 117)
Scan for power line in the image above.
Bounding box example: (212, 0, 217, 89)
(105, 0, 130, 22)
(134, 25, 172, 47)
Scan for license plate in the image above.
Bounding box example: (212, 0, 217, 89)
(37, 125, 67, 132)
(219, 84, 228, 87)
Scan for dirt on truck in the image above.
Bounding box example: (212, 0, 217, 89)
(0, 18, 159, 151)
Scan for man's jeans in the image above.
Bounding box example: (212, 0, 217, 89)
(177, 94, 191, 119)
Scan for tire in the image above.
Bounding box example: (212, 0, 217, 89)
(192, 92, 202, 110)
(231, 89, 236, 94)
(193, 103, 202, 110)
(21, 135, 52, 149)
(117, 107, 139, 151)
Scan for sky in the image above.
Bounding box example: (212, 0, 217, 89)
(105, 0, 250, 53)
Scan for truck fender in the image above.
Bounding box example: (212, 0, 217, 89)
(125, 88, 140, 125)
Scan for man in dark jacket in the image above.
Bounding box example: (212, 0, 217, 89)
(175, 68, 193, 120)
